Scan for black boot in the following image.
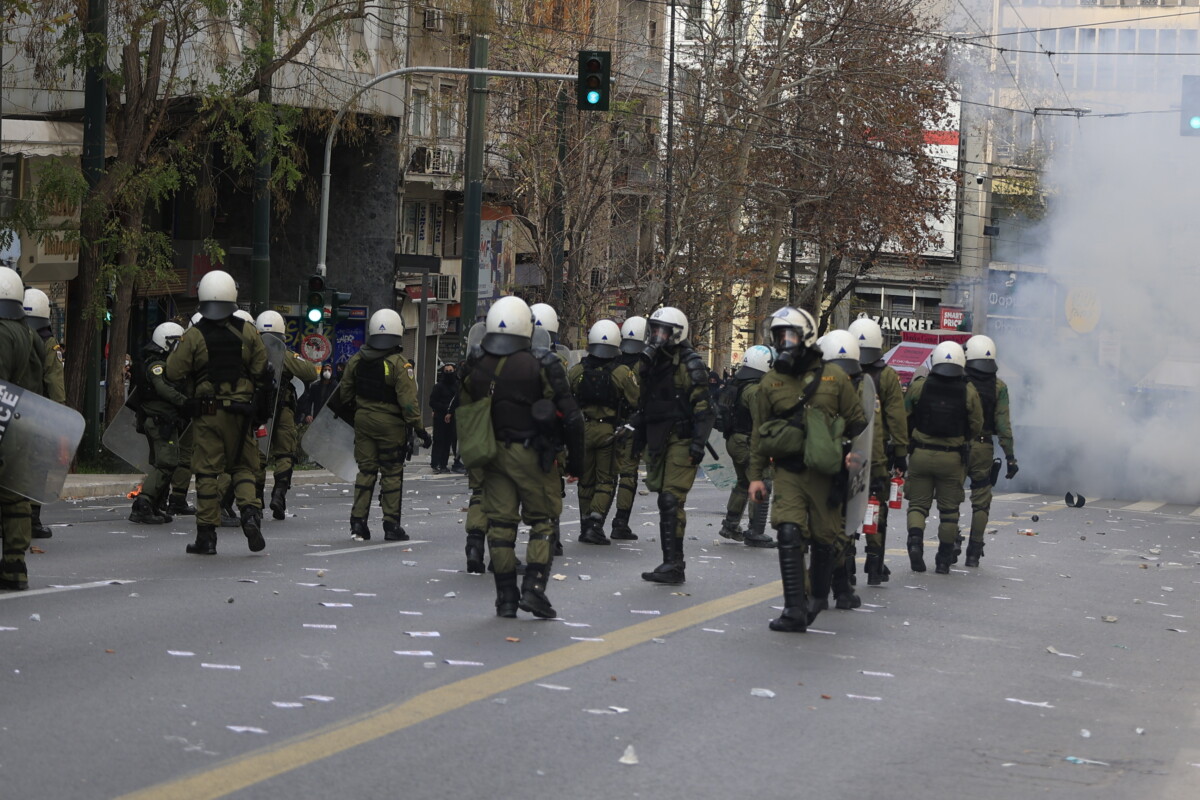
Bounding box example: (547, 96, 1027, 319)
(769, 523, 808, 632)
(578, 513, 610, 545)
(609, 507, 637, 540)
(240, 506, 265, 552)
(865, 546, 886, 586)
(718, 518, 745, 542)
(806, 544, 836, 624)
(154, 495, 174, 523)
(965, 540, 985, 568)
(186, 524, 217, 555)
(269, 485, 288, 520)
(129, 495, 169, 525)
(350, 517, 371, 541)
(845, 541, 857, 586)
(642, 494, 685, 584)
(907, 528, 926, 572)
(219, 502, 240, 528)
(31, 505, 52, 539)
(952, 533, 964, 564)
(465, 532, 486, 574)
(168, 493, 196, 516)
(494, 571, 520, 618)
(832, 560, 862, 610)
(935, 541, 955, 574)
(518, 563, 557, 619)
(383, 519, 409, 541)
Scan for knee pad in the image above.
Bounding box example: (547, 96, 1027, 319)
(657, 492, 679, 515)
(776, 523, 803, 549)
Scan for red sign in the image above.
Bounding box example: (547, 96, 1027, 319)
(939, 305, 965, 330)
(301, 333, 332, 363)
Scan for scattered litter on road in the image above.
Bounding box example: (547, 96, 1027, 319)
(630, 610, 661, 615)
(1064, 756, 1108, 766)
(353, 593, 376, 597)
(536, 683, 571, 691)
(237, 579, 258, 584)
(1102, 616, 1118, 623)
(1136, 727, 1146, 735)
(226, 726, 268, 734)
(394, 650, 435, 656)
(319, 602, 353, 608)
(29, 613, 40, 622)
(405, 631, 440, 637)
(303, 623, 337, 630)
(1167, 628, 1188, 633)
(560, 621, 590, 627)
(201, 663, 241, 671)
(401, 561, 418, 567)
(551, 574, 567, 581)
(702, 628, 724, 633)
(847, 694, 882, 701)
(579, 575, 591, 581)
(860, 671, 894, 678)
(750, 688, 775, 698)
(1006, 697, 1054, 708)
(443, 592, 457, 598)
(571, 636, 604, 642)
(0, 627, 18, 631)
(1046, 646, 1079, 658)
(1064, 493, 1086, 508)
(167, 650, 194, 657)
(445, 660, 484, 666)
(1019, 529, 1037, 536)
(302, 695, 334, 702)
(1080, 729, 1091, 738)
(619, 745, 639, 765)
(398, 611, 424, 616)
(271, 702, 304, 709)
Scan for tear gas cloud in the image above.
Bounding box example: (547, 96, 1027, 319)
(945, 8, 1200, 501)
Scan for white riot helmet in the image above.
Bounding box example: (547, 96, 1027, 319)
(739, 344, 774, 376)
(0, 266, 25, 320)
(484, 296, 534, 356)
(22, 288, 51, 329)
(646, 306, 689, 350)
(190, 311, 202, 328)
(530, 303, 559, 338)
(367, 308, 404, 349)
(964, 334, 998, 374)
(620, 316, 647, 355)
(197, 270, 238, 320)
(586, 320, 621, 359)
(820, 329, 861, 375)
(151, 321, 185, 353)
(233, 309, 254, 324)
(929, 341, 966, 377)
(255, 310, 286, 337)
(847, 317, 884, 365)
(767, 306, 817, 352)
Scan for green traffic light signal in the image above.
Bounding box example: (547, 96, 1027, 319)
(306, 274, 326, 323)
(577, 50, 611, 111)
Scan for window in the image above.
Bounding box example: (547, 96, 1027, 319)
(410, 89, 430, 137)
(438, 86, 459, 138)
(648, 19, 656, 48)
(684, 0, 702, 38)
(0, 157, 17, 219)
(379, 0, 395, 40)
(400, 201, 444, 255)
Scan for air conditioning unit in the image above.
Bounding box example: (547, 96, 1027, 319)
(434, 273, 459, 301)
(455, 13, 469, 34)
(423, 7, 444, 31)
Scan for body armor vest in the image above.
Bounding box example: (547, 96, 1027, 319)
(914, 375, 968, 438)
(475, 351, 541, 439)
(356, 356, 395, 404)
(729, 380, 754, 435)
(577, 357, 619, 409)
(967, 372, 997, 435)
(198, 319, 244, 387)
(642, 357, 685, 424)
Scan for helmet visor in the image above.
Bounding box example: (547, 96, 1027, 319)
(772, 328, 802, 351)
(646, 323, 674, 348)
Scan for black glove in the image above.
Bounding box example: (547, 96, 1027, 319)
(891, 453, 907, 474)
(417, 429, 433, 449)
(1005, 458, 1019, 480)
(688, 441, 706, 465)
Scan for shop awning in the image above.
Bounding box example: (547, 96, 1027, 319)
(1, 119, 112, 157)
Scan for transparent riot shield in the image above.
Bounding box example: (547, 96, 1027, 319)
(258, 334, 288, 455)
(699, 429, 739, 491)
(0, 380, 85, 503)
(532, 328, 552, 357)
(844, 376, 876, 539)
(567, 348, 585, 367)
(467, 322, 486, 359)
(291, 376, 305, 399)
(102, 403, 152, 474)
(301, 408, 358, 484)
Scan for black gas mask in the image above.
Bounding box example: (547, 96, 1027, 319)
(772, 328, 816, 374)
(642, 323, 676, 361)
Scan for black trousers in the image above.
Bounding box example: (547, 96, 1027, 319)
(431, 415, 457, 469)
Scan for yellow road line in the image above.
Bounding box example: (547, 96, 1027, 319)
(118, 581, 782, 800)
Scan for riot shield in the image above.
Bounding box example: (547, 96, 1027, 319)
(0, 380, 85, 503)
(291, 376, 305, 400)
(258, 335, 288, 455)
(102, 403, 152, 474)
(844, 376, 877, 538)
(532, 328, 552, 357)
(467, 322, 486, 359)
(565, 347, 585, 367)
(699, 429, 739, 491)
(301, 408, 358, 484)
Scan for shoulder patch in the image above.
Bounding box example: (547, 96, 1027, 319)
(151, 364, 164, 376)
(54, 345, 65, 364)
(407, 367, 415, 380)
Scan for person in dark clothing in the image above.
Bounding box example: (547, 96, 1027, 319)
(298, 363, 339, 423)
(429, 364, 463, 473)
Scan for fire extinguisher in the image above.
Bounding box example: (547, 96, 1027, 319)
(889, 476, 905, 510)
(863, 495, 879, 535)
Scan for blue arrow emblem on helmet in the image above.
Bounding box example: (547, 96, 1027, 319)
(499, 320, 507, 329)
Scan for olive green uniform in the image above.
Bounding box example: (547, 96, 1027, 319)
(259, 350, 319, 515)
(568, 356, 639, 530)
(719, 376, 766, 539)
(966, 374, 1015, 543)
(30, 333, 66, 536)
(862, 362, 908, 580)
(610, 351, 644, 537)
(0, 319, 47, 589)
(904, 375, 983, 566)
(138, 345, 190, 509)
(169, 425, 195, 509)
(166, 317, 269, 538)
(634, 345, 713, 583)
(337, 346, 427, 534)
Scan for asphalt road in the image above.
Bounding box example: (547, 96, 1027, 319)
(3, 472, 1199, 800)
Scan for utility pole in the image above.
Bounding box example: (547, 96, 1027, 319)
(80, 0, 107, 457)
(662, 0, 676, 306)
(457, 0, 491, 352)
(549, 84, 567, 305)
(250, 0, 274, 315)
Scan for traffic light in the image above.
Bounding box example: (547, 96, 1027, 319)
(1182, 75, 1200, 136)
(577, 50, 611, 111)
(330, 288, 352, 322)
(305, 274, 326, 323)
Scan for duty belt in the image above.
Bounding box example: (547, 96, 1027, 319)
(914, 442, 965, 453)
(975, 435, 993, 444)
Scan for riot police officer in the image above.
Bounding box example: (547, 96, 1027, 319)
(129, 322, 189, 525)
(459, 296, 584, 618)
(716, 345, 775, 547)
(337, 309, 431, 542)
(904, 341, 983, 574)
(569, 320, 639, 545)
(609, 316, 647, 540)
(530, 302, 569, 556)
(0, 266, 47, 589)
(166, 270, 271, 555)
(848, 316, 909, 585)
(747, 308, 866, 632)
(23, 288, 65, 538)
(963, 335, 1017, 567)
(255, 311, 318, 520)
(631, 307, 714, 585)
